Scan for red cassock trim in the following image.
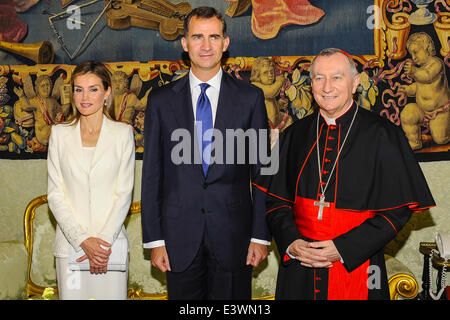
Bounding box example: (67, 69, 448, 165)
(376, 213, 397, 233)
(252, 182, 295, 204)
(252, 182, 268, 193)
(294, 196, 374, 300)
(371, 202, 434, 214)
(266, 205, 292, 215)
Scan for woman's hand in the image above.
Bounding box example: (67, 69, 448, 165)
(78, 237, 111, 274)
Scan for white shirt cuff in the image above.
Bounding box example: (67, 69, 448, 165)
(286, 244, 296, 259)
(251, 238, 270, 246)
(143, 240, 165, 249)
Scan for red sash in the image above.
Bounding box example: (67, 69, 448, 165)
(294, 196, 375, 300)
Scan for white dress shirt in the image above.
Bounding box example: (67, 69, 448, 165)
(144, 69, 270, 249)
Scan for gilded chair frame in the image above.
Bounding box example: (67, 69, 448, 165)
(388, 273, 418, 300)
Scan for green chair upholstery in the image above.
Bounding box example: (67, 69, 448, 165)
(0, 240, 28, 299)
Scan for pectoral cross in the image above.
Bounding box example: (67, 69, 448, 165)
(314, 195, 329, 220)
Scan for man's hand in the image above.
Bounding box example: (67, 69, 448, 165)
(151, 246, 171, 272)
(246, 242, 268, 267)
(288, 239, 339, 268)
(306, 240, 341, 265)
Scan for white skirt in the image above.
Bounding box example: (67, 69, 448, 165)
(56, 256, 129, 300)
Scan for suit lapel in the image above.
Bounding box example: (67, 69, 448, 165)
(214, 72, 237, 133)
(69, 120, 90, 175)
(67, 115, 113, 176)
(168, 75, 204, 177)
(169, 75, 194, 135)
(206, 72, 239, 176)
(90, 114, 112, 172)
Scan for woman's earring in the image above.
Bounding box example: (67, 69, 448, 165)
(104, 97, 107, 107)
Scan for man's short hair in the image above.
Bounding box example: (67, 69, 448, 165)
(310, 48, 359, 78)
(183, 6, 227, 37)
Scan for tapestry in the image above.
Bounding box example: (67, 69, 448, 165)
(3, 0, 374, 63)
(0, 0, 448, 161)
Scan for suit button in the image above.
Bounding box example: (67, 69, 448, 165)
(201, 208, 206, 214)
(203, 183, 208, 189)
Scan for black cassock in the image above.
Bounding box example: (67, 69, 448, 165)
(254, 102, 435, 300)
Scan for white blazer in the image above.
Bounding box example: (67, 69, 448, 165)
(47, 115, 135, 257)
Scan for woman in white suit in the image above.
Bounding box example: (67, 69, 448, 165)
(47, 61, 135, 299)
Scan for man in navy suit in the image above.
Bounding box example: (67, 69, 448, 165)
(141, 7, 271, 299)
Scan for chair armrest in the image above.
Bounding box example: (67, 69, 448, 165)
(385, 254, 419, 300)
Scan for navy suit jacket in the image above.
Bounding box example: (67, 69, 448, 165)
(141, 71, 271, 272)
